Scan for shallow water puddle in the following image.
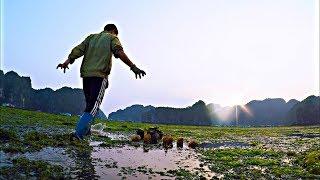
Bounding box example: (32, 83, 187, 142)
(0, 147, 74, 168)
(24, 147, 74, 167)
(0, 151, 12, 167)
(91, 124, 129, 141)
(98, 131, 129, 140)
(288, 133, 320, 138)
(91, 143, 216, 179)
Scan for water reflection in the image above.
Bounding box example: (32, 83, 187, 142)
(91, 143, 216, 179)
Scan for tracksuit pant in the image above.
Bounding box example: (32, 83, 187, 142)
(75, 77, 108, 139)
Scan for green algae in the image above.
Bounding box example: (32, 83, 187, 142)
(0, 157, 65, 179)
(200, 148, 320, 179)
(0, 128, 18, 143)
(303, 150, 320, 175)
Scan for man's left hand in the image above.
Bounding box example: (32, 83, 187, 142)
(131, 65, 146, 79)
(56, 61, 70, 73)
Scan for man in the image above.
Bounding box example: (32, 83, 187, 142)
(57, 24, 146, 140)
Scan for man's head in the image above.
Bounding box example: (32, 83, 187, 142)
(104, 24, 118, 35)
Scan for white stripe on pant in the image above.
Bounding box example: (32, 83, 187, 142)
(90, 78, 108, 116)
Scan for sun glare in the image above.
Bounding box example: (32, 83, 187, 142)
(239, 105, 253, 117)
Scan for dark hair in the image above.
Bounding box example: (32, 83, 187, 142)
(104, 24, 118, 34)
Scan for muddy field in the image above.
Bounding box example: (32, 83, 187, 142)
(0, 107, 319, 179)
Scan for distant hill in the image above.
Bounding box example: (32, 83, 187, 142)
(0, 70, 106, 118)
(108, 101, 217, 126)
(108, 97, 319, 126)
(108, 104, 155, 122)
(141, 100, 216, 126)
(286, 95, 320, 125)
(237, 98, 299, 126)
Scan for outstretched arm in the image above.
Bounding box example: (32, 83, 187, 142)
(117, 50, 134, 68)
(57, 35, 92, 73)
(117, 50, 146, 79)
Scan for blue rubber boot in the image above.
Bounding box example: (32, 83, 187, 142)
(75, 112, 94, 139)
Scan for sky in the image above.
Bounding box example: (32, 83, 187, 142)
(1, 0, 319, 115)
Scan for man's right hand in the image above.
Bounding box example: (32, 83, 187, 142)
(131, 65, 146, 79)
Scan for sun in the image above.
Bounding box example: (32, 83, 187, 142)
(229, 95, 244, 106)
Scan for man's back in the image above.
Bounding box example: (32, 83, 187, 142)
(69, 32, 123, 78)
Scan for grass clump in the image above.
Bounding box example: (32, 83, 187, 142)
(0, 128, 25, 153)
(0, 157, 65, 179)
(0, 128, 18, 143)
(0, 106, 77, 127)
(244, 157, 278, 166)
(271, 166, 306, 178)
(304, 150, 320, 175)
(166, 169, 197, 179)
(0, 130, 92, 154)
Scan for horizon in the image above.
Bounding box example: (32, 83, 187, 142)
(1, 0, 319, 115)
(1, 68, 317, 112)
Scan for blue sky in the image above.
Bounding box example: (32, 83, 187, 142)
(1, 0, 319, 114)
